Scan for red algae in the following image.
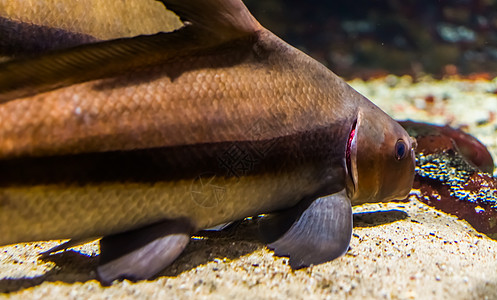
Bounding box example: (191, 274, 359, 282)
(414, 166, 497, 238)
(401, 121, 497, 238)
(400, 121, 494, 174)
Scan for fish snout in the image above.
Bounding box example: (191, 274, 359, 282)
(348, 109, 416, 204)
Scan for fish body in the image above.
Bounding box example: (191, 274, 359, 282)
(0, 28, 353, 243)
(0, 0, 416, 282)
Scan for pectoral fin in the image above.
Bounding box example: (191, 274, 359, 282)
(97, 218, 194, 284)
(263, 190, 352, 269)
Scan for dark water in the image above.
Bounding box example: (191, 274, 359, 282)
(245, 0, 497, 78)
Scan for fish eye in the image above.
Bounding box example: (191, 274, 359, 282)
(394, 139, 408, 160)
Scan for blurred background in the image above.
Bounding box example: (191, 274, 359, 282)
(244, 0, 497, 79)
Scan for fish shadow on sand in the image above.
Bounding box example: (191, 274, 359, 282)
(0, 210, 406, 293)
(0, 250, 99, 293)
(157, 219, 262, 278)
(353, 209, 409, 227)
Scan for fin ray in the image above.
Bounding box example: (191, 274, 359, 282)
(97, 218, 194, 284)
(266, 190, 353, 269)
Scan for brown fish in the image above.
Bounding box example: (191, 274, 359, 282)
(0, 0, 415, 283)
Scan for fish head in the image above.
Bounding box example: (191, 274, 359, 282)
(345, 107, 416, 204)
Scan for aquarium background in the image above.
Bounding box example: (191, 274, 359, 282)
(245, 0, 497, 79)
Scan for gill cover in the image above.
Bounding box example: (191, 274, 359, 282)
(346, 107, 416, 204)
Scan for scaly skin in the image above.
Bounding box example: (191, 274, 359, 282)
(0, 31, 362, 159)
(0, 165, 328, 245)
(0, 30, 367, 245)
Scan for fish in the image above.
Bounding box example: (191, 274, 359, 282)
(0, 0, 416, 283)
(0, 0, 181, 58)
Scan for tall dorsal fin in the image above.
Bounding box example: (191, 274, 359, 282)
(158, 0, 261, 39)
(0, 0, 263, 103)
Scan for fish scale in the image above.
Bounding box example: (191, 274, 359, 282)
(0, 34, 348, 159)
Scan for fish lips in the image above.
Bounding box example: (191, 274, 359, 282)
(345, 119, 358, 199)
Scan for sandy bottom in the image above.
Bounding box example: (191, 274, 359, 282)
(1, 77, 497, 299)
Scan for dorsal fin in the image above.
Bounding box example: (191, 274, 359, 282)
(0, 0, 263, 103)
(158, 0, 261, 39)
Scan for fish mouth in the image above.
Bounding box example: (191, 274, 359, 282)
(345, 119, 358, 197)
